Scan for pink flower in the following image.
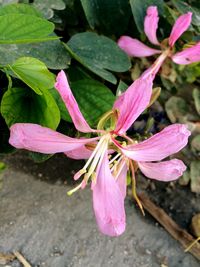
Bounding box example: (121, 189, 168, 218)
(9, 70, 190, 236)
(118, 6, 199, 78)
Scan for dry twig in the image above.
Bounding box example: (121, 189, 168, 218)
(13, 251, 32, 267)
(0, 252, 15, 264)
(138, 192, 200, 261)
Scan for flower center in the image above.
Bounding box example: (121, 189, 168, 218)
(67, 134, 111, 195)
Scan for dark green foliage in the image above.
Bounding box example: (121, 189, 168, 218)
(65, 32, 131, 84)
(80, 0, 131, 35)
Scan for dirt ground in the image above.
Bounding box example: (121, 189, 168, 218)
(0, 152, 199, 267)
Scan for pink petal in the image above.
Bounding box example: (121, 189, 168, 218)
(169, 12, 192, 47)
(9, 123, 98, 154)
(144, 6, 160, 45)
(117, 36, 161, 57)
(92, 151, 126, 236)
(115, 159, 128, 199)
(55, 70, 93, 133)
(172, 42, 200, 65)
(64, 145, 93, 159)
(138, 159, 186, 181)
(113, 76, 153, 134)
(117, 124, 191, 161)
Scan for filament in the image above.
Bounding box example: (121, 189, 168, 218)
(129, 160, 145, 216)
(114, 158, 127, 180)
(109, 152, 121, 165)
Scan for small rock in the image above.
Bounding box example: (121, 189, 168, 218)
(145, 249, 151, 255)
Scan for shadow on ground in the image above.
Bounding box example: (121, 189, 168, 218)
(0, 152, 199, 267)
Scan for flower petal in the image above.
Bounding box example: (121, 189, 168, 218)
(64, 145, 93, 159)
(169, 12, 192, 47)
(113, 76, 153, 134)
(9, 123, 98, 154)
(116, 124, 191, 161)
(115, 159, 128, 199)
(92, 151, 126, 236)
(55, 70, 94, 133)
(172, 42, 200, 65)
(144, 6, 160, 45)
(118, 36, 161, 57)
(138, 159, 186, 181)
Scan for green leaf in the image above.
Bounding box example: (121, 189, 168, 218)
(1, 87, 60, 129)
(145, 117, 154, 132)
(165, 96, 188, 123)
(0, 161, 6, 171)
(67, 66, 92, 82)
(191, 134, 200, 153)
(8, 57, 55, 95)
(116, 80, 128, 97)
(0, 3, 42, 17)
(65, 32, 131, 84)
(33, 0, 66, 19)
(130, 0, 164, 33)
(80, 0, 131, 35)
(183, 64, 200, 83)
(0, 40, 71, 69)
(193, 88, 200, 115)
(0, 13, 57, 44)
(179, 170, 190, 186)
(190, 161, 200, 193)
(71, 79, 115, 126)
(163, 5, 178, 25)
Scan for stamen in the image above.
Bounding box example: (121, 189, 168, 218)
(91, 172, 97, 183)
(74, 169, 86, 180)
(69, 134, 110, 195)
(67, 182, 83, 196)
(130, 161, 145, 216)
(114, 158, 127, 180)
(86, 138, 108, 178)
(109, 153, 121, 165)
(83, 136, 106, 170)
(89, 144, 108, 189)
(74, 136, 106, 181)
(83, 173, 89, 185)
(110, 155, 123, 173)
